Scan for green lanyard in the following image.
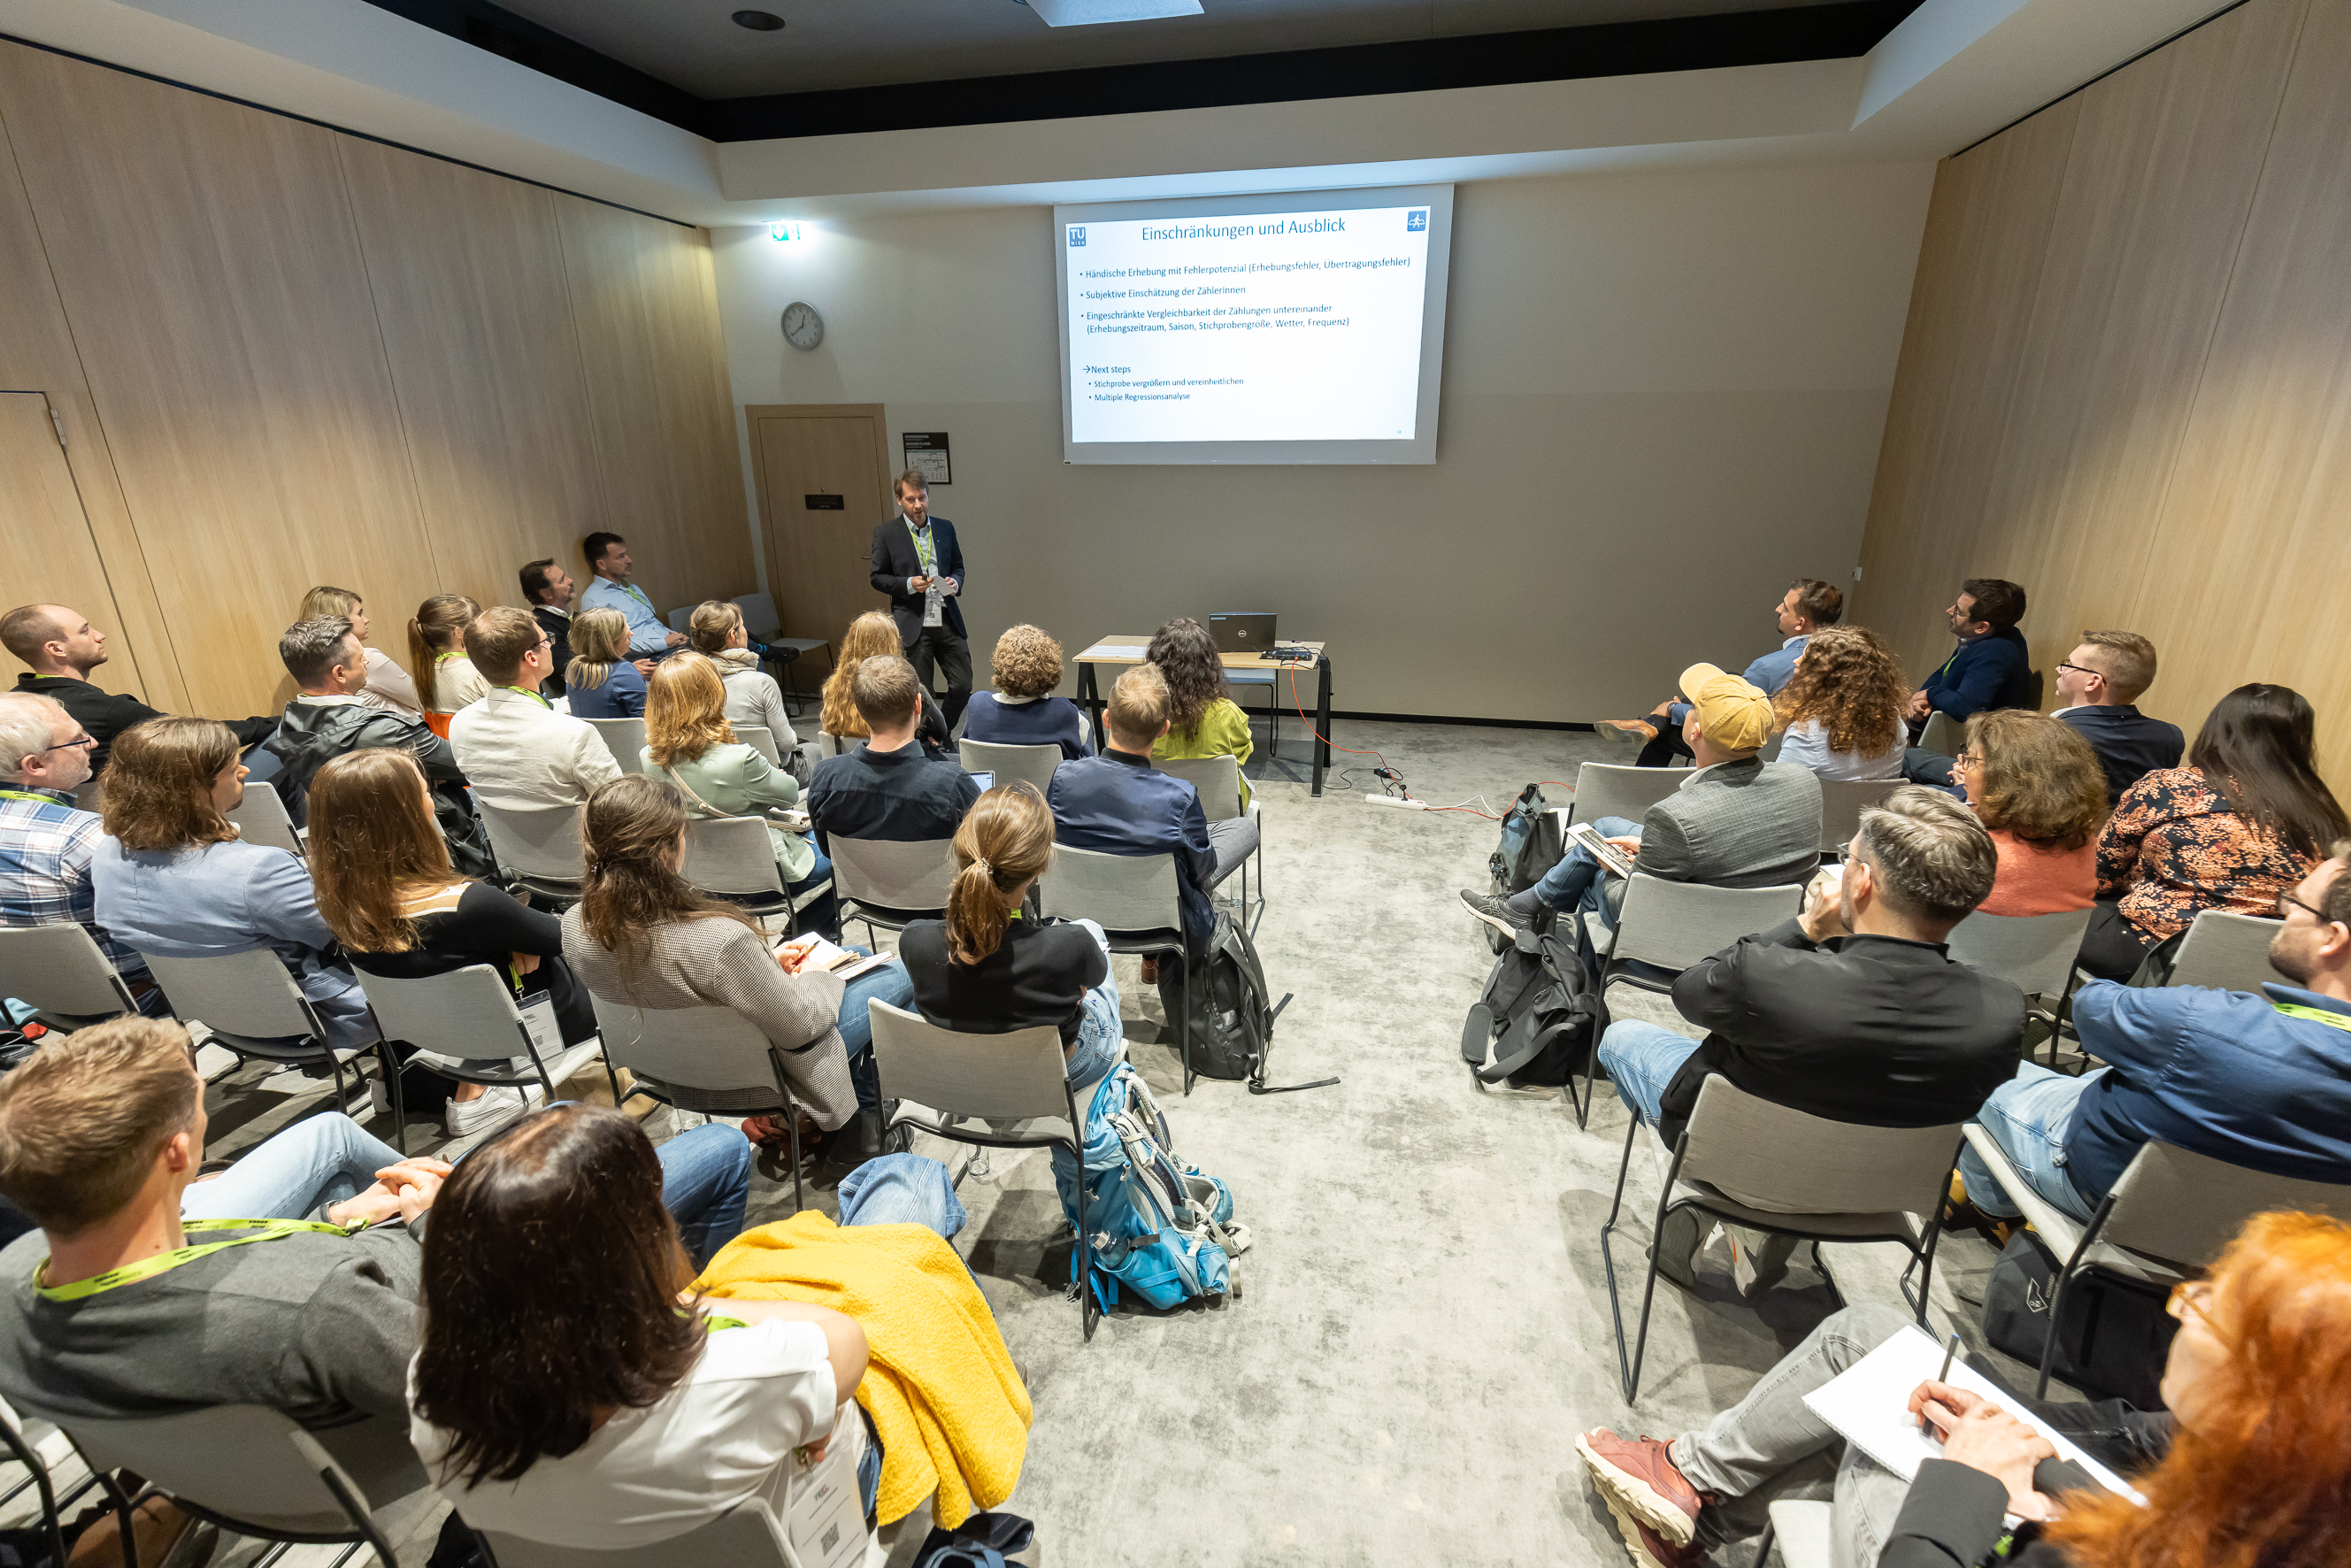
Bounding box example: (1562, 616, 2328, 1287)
(909, 520, 937, 577)
(434, 650, 464, 665)
(501, 686, 551, 709)
(2274, 1001, 2351, 1033)
(705, 1314, 749, 1332)
(0, 788, 70, 808)
(607, 581, 655, 616)
(35, 1218, 361, 1302)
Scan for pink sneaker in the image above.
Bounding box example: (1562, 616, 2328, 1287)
(1577, 1428, 1702, 1553)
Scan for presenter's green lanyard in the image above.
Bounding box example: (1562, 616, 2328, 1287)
(2274, 1001, 2351, 1033)
(33, 1218, 366, 1303)
(909, 521, 938, 580)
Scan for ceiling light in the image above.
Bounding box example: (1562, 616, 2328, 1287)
(1025, 0, 1202, 26)
(732, 11, 785, 31)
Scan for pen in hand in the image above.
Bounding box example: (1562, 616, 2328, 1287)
(1921, 1332, 1963, 1433)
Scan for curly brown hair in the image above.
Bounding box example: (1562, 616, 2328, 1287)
(989, 625, 1064, 699)
(821, 611, 903, 739)
(1773, 625, 1907, 757)
(1965, 711, 2110, 850)
(1145, 618, 1226, 737)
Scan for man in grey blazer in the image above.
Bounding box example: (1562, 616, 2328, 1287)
(1462, 664, 1822, 963)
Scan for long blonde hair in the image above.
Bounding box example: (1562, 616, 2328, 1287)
(309, 749, 455, 955)
(565, 608, 630, 693)
(944, 783, 1054, 966)
(578, 776, 754, 987)
(643, 653, 734, 768)
(687, 600, 742, 657)
(408, 594, 479, 711)
(823, 611, 903, 739)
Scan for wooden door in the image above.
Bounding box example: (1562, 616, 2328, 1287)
(0, 391, 155, 702)
(745, 404, 894, 651)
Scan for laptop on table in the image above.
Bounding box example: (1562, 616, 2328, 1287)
(1210, 612, 1276, 656)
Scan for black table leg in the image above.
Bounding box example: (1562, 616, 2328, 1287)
(1313, 655, 1332, 797)
(1080, 661, 1104, 752)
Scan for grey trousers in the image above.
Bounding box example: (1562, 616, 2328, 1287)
(1670, 1303, 1916, 1568)
(1205, 817, 1260, 889)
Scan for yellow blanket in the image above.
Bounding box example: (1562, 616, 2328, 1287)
(693, 1213, 1032, 1527)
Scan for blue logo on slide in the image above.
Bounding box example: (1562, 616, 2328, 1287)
(1069, 227, 1087, 247)
(1406, 210, 1427, 232)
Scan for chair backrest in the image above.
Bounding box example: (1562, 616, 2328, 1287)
(475, 800, 588, 884)
(2164, 909, 2284, 994)
(1816, 778, 1900, 854)
(665, 605, 693, 633)
(681, 815, 788, 899)
(1038, 843, 1183, 936)
(731, 592, 784, 641)
(735, 725, 781, 767)
(1155, 754, 1243, 821)
(1609, 875, 1804, 972)
(1680, 1075, 1963, 1219)
(226, 788, 305, 858)
(828, 835, 957, 915)
(1944, 907, 2093, 999)
(352, 964, 526, 1066)
(867, 999, 1073, 1123)
(0, 923, 137, 1019)
(957, 738, 1062, 801)
(139, 948, 319, 1041)
(1570, 762, 1687, 828)
(2095, 1141, 2351, 1268)
(586, 718, 648, 775)
(1918, 711, 1963, 759)
(585, 993, 780, 1097)
(61, 1404, 420, 1537)
(473, 1498, 795, 1568)
(815, 732, 848, 758)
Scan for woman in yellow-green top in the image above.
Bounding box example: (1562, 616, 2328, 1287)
(1146, 617, 1255, 810)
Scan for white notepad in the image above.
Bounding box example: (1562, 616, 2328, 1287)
(1801, 1326, 2145, 1504)
(1084, 643, 1150, 659)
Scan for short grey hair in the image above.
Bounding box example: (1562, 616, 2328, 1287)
(279, 616, 358, 690)
(0, 693, 66, 782)
(1855, 785, 1998, 924)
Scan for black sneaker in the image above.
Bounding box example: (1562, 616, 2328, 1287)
(1458, 888, 1528, 937)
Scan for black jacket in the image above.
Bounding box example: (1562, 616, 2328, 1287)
(2056, 704, 2185, 806)
(1883, 1403, 2171, 1567)
(533, 606, 574, 698)
(12, 673, 273, 775)
(1657, 919, 2024, 1147)
(868, 515, 967, 644)
(263, 698, 493, 877)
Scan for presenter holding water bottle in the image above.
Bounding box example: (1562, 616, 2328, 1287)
(869, 471, 972, 727)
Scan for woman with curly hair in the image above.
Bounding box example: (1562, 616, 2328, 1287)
(1772, 625, 1908, 781)
(1956, 710, 2107, 917)
(959, 624, 1091, 761)
(1145, 617, 1256, 808)
(819, 611, 949, 754)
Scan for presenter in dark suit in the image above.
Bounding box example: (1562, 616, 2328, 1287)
(869, 470, 972, 728)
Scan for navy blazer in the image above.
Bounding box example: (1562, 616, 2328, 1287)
(869, 515, 967, 644)
(1048, 750, 1217, 948)
(1918, 626, 2034, 720)
(2058, 704, 2185, 805)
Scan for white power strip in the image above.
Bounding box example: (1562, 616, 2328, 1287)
(1363, 794, 1425, 810)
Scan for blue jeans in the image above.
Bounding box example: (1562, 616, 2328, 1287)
(1955, 1061, 2098, 1222)
(835, 951, 917, 1111)
(1064, 920, 1125, 1091)
(181, 1112, 407, 1222)
(788, 841, 839, 938)
(835, 1151, 967, 1238)
(1531, 815, 1639, 911)
(1596, 1020, 1702, 1130)
(659, 1123, 755, 1270)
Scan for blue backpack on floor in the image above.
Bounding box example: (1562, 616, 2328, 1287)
(1058, 1064, 1251, 1312)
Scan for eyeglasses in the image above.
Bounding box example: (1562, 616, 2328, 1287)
(36, 734, 96, 755)
(2055, 661, 2101, 680)
(2167, 1280, 2214, 1325)
(2278, 889, 2328, 922)
(1950, 752, 1984, 775)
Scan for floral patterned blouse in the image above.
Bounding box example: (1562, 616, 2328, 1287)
(2095, 767, 2313, 940)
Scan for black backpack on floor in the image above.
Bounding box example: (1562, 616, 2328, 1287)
(1461, 924, 1603, 1111)
(1483, 782, 1567, 954)
(1157, 912, 1334, 1093)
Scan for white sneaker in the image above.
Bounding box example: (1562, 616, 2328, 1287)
(443, 1083, 545, 1138)
(367, 1076, 390, 1120)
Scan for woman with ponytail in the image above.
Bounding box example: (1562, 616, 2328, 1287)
(409, 593, 488, 737)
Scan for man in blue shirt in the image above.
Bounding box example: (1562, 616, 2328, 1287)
(2050, 631, 2184, 805)
(1956, 841, 2351, 1224)
(1049, 664, 1220, 957)
(1908, 579, 2033, 726)
(578, 532, 688, 662)
(0, 693, 159, 1012)
(1607, 576, 1843, 765)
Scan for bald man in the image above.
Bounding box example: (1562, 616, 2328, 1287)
(2, 604, 273, 775)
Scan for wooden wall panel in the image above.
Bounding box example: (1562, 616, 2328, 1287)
(556, 198, 755, 620)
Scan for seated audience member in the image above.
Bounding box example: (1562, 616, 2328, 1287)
(822, 611, 951, 754)
(0, 693, 155, 999)
(1461, 665, 1823, 962)
(2079, 682, 2345, 980)
(2053, 630, 2185, 804)
(960, 624, 1092, 762)
(2, 603, 274, 775)
(578, 531, 685, 661)
(1597, 787, 2020, 1293)
(410, 593, 488, 738)
(1958, 837, 2351, 1227)
(1907, 577, 2034, 729)
(1606, 577, 1844, 764)
(1771, 625, 1907, 780)
(265, 616, 493, 876)
(643, 654, 832, 932)
(807, 657, 981, 855)
(688, 599, 800, 759)
(1575, 1209, 2348, 1568)
(561, 776, 914, 1157)
(310, 749, 595, 1137)
(93, 719, 377, 1049)
(1957, 710, 2107, 918)
(448, 606, 619, 811)
(519, 557, 578, 698)
(296, 586, 420, 713)
(562, 607, 648, 720)
(1147, 618, 1257, 808)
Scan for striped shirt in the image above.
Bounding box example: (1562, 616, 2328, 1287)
(0, 787, 147, 975)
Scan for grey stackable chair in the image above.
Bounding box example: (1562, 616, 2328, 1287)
(1959, 1131, 2351, 1396)
(1757, 1499, 1833, 1568)
(0, 923, 144, 1030)
(665, 605, 694, 633)
(225, 788, 306, 858)
(1038, 844, 1198, 1093)
(586, 717, 649, 775)
(138, 947, 401, 1127)
(354, 964, 615, 1153)
(734, 724, 783, 769)
(958, 738, 1063, 801)
(2155, 908, 2281, 993)
(868, 998, 1104, 1338)
(587, 993, 814, 1210)
(1945, 906, 2093, 1063)
(468, 1495, 809, 1568)
(732, 593, 828, 711)
(1600, 1076, 1963, 1399)
(1816, 778, 1900, 855)
(475, 799, 589, 905)
(680, 814, 830, 934)
(0, 1394, 100, 1568)
(1156, 753, 1264, 928)
(828, 834, 957, 943)
(814, 732, 849, 759)
(1917, 711, 1963, 760)
(1565, 762, 1689, 829)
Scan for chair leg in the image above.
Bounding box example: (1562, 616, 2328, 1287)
(1176, 949, 1193, 1097)
(2035, 1264, 2072, 1401)
(1077, 1217, 1099, 1341)
(1756, 1518, 1778, 1567)
(0, 1410, 65, 1568)
(1598, 1113, 1670, 1401)
(380, 1042, 409, 1159)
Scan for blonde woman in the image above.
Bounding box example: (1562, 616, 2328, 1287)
(409, 594, 488, 737)
(297, 585, 419, 713)
(819, 610, 950, 753)
(564, 607, 646, 720)
(960, 624, 1091, 761)
(686, 600, 797, 756)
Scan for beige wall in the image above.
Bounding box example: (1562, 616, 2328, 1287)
(712, 161, 1936, 719)
(0, 42, 752, 720)
(1855, 0, 2351, 781)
